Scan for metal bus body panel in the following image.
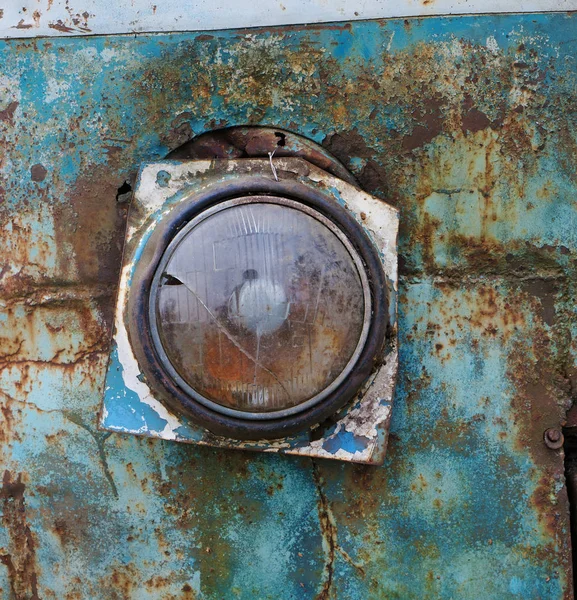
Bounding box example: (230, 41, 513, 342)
(0, 12, 576, 599)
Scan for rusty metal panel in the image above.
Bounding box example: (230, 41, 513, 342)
(0, 12, 576, 598)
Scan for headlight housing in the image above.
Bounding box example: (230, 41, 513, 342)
(101, 127, 398, 463)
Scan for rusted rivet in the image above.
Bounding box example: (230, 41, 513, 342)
(544, 428, 564, 450)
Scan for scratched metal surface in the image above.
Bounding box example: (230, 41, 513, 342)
(0, 12, 576, 599)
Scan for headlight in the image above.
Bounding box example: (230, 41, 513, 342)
(150, 196, 371, 419)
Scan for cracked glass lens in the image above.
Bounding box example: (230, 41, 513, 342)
(155, 201, 366, 413)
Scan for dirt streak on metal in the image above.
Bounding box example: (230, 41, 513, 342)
(0, 472, 40, 600)
(0, 11, 576, 599)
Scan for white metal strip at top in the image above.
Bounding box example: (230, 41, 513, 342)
(0, 0, 576, 38)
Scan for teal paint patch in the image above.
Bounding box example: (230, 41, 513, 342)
(322, 430, 368, 455)
(155, 169, 171, 187)
(102, 343, 170, 434)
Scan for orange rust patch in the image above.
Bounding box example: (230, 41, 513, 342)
(53, 166, 127, 287)
(0, 102, 18, 124)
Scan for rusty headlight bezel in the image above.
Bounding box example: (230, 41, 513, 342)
(126, 176, 388, 440)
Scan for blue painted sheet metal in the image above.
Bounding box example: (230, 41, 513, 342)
(0, 12, 576, 598)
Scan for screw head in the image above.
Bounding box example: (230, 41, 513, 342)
(544, 428, 564, 450)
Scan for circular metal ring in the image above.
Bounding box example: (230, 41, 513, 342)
(127, 175, 388, 440)
(148, 196, 372, 421)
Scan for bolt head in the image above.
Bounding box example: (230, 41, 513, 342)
(544, 428, 564, 449)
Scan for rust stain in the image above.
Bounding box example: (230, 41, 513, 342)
(521, 279, 557, 326)
(180, 583, 197, 599)
(100, 563, 139, 600)
(0, 300, 110, 367)
(0, 394, 22, 459)
(461, 95, 492, 133)
(48, 21, 75, 33)
(236, 22, 352, 36)
(13, 20, 33, 30)
(0, 401, 16, 445)
(312, 461, 366, 599)
(312, 461, 337, 600)
(314, 37, 550, 278)
(0, 472, 40, 600)
(53, 166, 128, 287)
(0, 102, 18, 124)
(52, 517, 77, 547)
(322, 130, 395, 200)
(505, 281, 572, 575)
(402, 94, 444, 151)
(153, 450, 252, 593)
(30, 165, 47, 183)
(144, 575, 171, 591)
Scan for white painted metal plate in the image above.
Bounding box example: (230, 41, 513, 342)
(1, 0, 576, 39)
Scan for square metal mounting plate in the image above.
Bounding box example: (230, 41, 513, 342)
(99, 157, 399, 464)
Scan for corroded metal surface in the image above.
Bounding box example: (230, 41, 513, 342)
(167, 126, 358, 185)
(1, 12, 576, 598)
